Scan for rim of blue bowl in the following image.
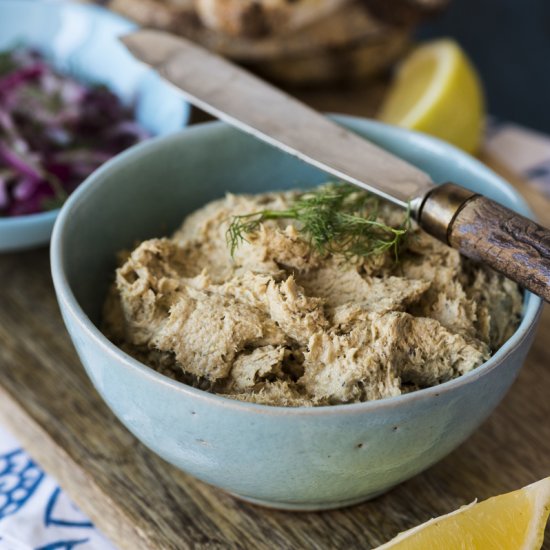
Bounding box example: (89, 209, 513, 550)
(0, 208, 59, 230)
(51, 116, 544, 416)
(0, 0, 191, 238)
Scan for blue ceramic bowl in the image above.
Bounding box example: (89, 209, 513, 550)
(0, 0, 190, 252)
(51, 117, 542, 510)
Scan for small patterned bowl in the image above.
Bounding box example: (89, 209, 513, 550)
(0, 0, 190, 252)
(51, 116, 542, 510)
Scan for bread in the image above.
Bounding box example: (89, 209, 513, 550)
(107, 0, 195, 31)
(194, 0, 351, 38)
(101, 0, 414, 84)
(252, 28, 410, 85)
(360, 0, 450, 25)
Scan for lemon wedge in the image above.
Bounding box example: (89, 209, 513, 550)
(378, 39, 485, 154)
(376, 477, 550, 549)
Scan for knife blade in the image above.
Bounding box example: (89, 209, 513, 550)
(121, 29, 550, 302)
(121, 30, 433, 210)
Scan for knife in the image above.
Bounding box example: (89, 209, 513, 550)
(122, 29, 550, 302)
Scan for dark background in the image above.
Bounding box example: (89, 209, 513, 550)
(419, 0, 550, 133)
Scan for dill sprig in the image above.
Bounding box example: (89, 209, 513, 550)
(226, 183, 411, 260)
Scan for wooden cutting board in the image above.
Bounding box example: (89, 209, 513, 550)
(1, 107, 549, 547)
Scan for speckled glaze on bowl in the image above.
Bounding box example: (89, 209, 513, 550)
(0, 0, 190, 252)
(51, 116, 542, 510)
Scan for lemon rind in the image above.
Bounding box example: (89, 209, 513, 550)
(396, 39, 459, 129)
(375, 477, 550, 549)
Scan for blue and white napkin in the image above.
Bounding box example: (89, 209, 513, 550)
(0, 426, 114, 550)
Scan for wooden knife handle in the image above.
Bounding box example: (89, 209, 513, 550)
(418, 183, 550, 302)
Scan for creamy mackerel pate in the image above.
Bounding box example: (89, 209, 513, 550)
(103, 189, 522, 407)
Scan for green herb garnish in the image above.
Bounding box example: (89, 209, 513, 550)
(226, 183, 411, 260)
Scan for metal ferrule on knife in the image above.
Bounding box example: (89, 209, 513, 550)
(416, 183, 479, 243)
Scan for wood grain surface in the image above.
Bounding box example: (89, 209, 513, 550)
(1, 128, 549, 547)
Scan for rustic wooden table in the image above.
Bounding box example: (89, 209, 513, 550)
(1, 88, 549, 548)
